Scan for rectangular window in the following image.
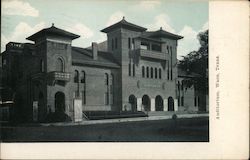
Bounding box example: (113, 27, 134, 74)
(112, 39, 114, 50)
(115, 38, 118, 49)
(178, 96, 180, 106)
(194, 97, 197, 106)
(128, 38, 131, 49)
(181, 96, 184, 106)
(146, 67, 149, 78)
(159, 69, 162, 79)
(197, 96, 200, 107)
(132, 38, 135, 49)
(132, 64, 135, 77)
(170, 47, 173, 80)
(110, 79, 114, 105)
(155, 68, 157, 79)
(82, 91, 86, 105)
(128, 63, 131, 76)
(167, 61, 169, 80)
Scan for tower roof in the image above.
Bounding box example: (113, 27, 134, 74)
(149, 28, 183, 40)
(26, 24, 80, 41)
(101, 17, 147, 33)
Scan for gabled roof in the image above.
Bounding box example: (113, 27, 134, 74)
(26, 24, 80, 41)
(71, 47, 120, 68)
(149, 28, 183, 40)
(101, 17, 147, 33)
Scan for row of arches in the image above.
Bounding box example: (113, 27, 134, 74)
(128, 95, 174, 112)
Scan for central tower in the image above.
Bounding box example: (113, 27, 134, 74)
(101, 17, 147, 110)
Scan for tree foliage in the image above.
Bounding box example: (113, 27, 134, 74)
(179, 30, 208, 94)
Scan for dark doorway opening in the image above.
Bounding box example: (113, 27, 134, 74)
(55, 92, 65, 113)
(155, 95, 163, 111)
(168, 96, 174, 111)
(142, 95, 151, 111)
(129, 95, 137, 112)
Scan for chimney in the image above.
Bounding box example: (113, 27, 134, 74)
(92, 42, 98, 60)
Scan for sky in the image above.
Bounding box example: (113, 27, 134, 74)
(1, 0, 208, 59)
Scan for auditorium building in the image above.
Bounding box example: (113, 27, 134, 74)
(1, 17, 207, 122)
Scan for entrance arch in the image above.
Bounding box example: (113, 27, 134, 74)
(129, 95, 137, 112)
(142, 95, 151, 111)
(168, 96, 174, 111)
(55, 92, 65, 113)
(155, 95, 163, 111)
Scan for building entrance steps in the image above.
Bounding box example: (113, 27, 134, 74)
(39, 112, 208, 127)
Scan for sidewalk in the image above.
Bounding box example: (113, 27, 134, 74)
(40, 113, 209, 127)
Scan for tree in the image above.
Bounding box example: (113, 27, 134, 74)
(179, 30, 208, 94)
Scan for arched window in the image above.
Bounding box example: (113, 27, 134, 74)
(104, 73, 109, 105)
(167, 61, 170, 80)
(56, 58, 64, 72)
(105, 73, 109, 85)
(155, 68, 157, 79)
(150, 67, 153, 78)
(74, 70, 79, 83)
(110, 74, 114, 105)
(81, 71, 85, 83)
(128, 63, 131, 76)
(142, 66, 145, 78)
(159, 68, 162, 79)
(146, 67, 149, 78)
(133, 64, 135, 77)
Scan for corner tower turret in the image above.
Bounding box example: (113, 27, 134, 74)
(26, 24, 80, 75)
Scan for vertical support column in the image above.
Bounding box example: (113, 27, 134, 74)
(151, 98, 155, 111)
(164, 99, 168, 111)
(174, 99, 178, 111)
(73, 98, 82, 122)
(137, 98, 142, 111)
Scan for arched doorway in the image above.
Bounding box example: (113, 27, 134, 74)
(55, 92, 65, 113)
(168, 97, 174, 111)
(155, 95, 163, 111)
(129, 95, 137, 112)
(142, 95, 151, 111)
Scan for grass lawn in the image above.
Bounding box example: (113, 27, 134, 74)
(0, 117, 209, 142)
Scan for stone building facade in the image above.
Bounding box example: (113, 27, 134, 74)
(1, 18, 207, 122)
